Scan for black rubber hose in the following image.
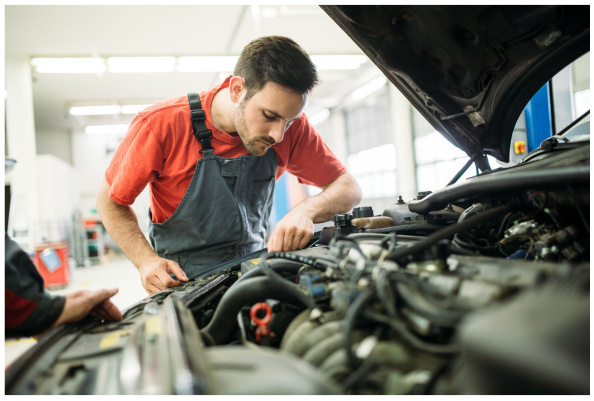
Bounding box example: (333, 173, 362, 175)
(257, 253, 318, 310)
(408, 166, 589, 214)
(452, 233, 493, 252)
(341, 326, 384, 390)
(264, 252, 328, 270)
(363, 309, 459, 355)
(235, 259, 304, 284)
(394, 281, 465, 327)
(343, 288, 376, 370)
(365, 224, 445, 236)
(387, 204, 514, 263)
(200, 276, 310, 345)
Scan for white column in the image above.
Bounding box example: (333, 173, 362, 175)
(387, 85, 417, 201)
(328, 108, 348, 163)
(5, 56, 40, 251)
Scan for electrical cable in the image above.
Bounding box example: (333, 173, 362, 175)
(496, 211, 518, 257)
(341, 326, 384, 391)
(452, 233, 493, 252)
(343, 288, 376, 369)
(257, 253, 317, 310)
(236, 310, 248, 344)
(329, 236, 368, 260)
(235, 259, 303, 284)
(362, 309, 459, 355)
(365, 224, 445, 236)
(264, 251, 331, 270)
(394, 281, 465, 327)
(341, 354, 376, 392)
(377, 268, 398, 319)
(387, 204, 514, 263)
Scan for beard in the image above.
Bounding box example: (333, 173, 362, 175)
(232, 100, 274, 156)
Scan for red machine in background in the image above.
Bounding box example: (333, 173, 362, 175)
(31, 242, 70, 289)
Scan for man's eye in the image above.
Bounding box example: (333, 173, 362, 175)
(264, 113, 276, 120)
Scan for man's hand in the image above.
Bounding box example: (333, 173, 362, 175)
(33, 288, 122, 339)
(138, 256, 189, 294)
(56, 288, 123, 327)
(267, 210, 314, 252)
(267, 172, 362, 253)
(96, 178, 189, 295)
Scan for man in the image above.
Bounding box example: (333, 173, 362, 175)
(96, 36, 362, 294)
(5, 234, 122, 338)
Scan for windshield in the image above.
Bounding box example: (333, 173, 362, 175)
(560, 112, 590, 143)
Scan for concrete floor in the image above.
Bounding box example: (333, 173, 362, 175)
(5, 252, 148, 368)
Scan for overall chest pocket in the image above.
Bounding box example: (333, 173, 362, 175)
(246, 177, 276, 241)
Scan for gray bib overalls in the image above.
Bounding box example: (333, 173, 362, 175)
(148, 93, 277, 278)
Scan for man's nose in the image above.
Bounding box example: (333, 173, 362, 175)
(269, 123, 285, 144)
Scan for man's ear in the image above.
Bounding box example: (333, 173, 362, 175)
(229, 76, 246, 104)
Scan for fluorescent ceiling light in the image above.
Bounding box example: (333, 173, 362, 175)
(121, 104, 152, 114)
(67, 103, 151, 116)
(261, 6, 323, 18)
(107, 57, 176, 73)
(85, 124, 129, 135)
(177, 56, 238, 72)
(69, 105, 121, 116)
(311, 55, 367, 70)
(309, 108, 331, 125)
(31, 58, 105, 74)
(347, 76, 388, 103)
(32, 55, 368, 74)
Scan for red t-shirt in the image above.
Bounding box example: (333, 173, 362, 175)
(105, 77, 347, 223)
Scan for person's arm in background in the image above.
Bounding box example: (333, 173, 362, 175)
(5, 234, 122, 339)
(267, 171, 362, 252)
(96, 177, 189, 294)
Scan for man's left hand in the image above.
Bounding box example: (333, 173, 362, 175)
(267, 211, 314, 252)
(266, 172, 362, 253)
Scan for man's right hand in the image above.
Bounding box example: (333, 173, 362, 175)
(139, 257, 189, 294)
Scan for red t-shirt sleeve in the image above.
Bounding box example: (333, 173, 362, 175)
(105, 113, 164, 206)
(281, 114, 347, 188)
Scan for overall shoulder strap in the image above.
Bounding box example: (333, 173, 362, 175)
(187, 93, 214, 153)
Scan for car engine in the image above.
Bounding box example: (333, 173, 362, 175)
(6, 141, 589, 396)
(191, 140, 589, 395)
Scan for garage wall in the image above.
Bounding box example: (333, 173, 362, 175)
(36, 129, 73, 166)
(36, 154, 79, 243)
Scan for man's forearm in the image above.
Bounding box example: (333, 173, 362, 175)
(96, 178, 158, 269)
(295, 172, 362, 223)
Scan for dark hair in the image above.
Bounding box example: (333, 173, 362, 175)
(234, 36, 320, 100)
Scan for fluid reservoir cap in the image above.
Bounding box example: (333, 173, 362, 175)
(332, 213, 353, 226)
(353, 206, 374, 218)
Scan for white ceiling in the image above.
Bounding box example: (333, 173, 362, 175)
(6, 5, 379, 134)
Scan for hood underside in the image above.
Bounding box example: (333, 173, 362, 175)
(322, 5, 590, 162)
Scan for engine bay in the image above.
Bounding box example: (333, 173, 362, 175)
(7, 142, 588, 395)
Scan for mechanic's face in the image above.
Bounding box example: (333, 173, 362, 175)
(233, 81, 307, 156)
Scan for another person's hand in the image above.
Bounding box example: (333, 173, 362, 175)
(59, 288, 123, 324)
(34, 288, 122, 339)
(267, 210, 314, 252)
(138, 256, 189, 294)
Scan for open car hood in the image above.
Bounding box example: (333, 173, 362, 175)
(322, 5, 590, 162)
